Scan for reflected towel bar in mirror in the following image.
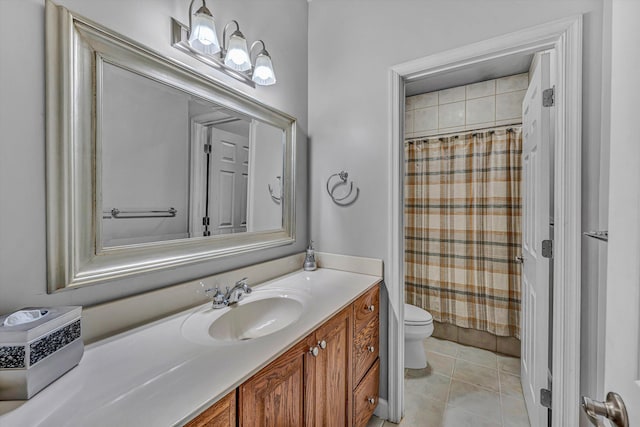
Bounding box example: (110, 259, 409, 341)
(105, 208, 177, 219)
(583, 230, 608, 242)
(268, 176, 282, 204)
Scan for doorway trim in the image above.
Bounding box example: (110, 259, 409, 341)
(386, 16, 582, 425)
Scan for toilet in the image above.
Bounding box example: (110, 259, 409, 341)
(404, 303, 434, 369)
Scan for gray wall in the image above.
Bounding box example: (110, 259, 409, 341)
(101, 63, 190, 246)
(0, 0, 308, 310)
(308, 0, 605, 409)
(248, 121, 285, 232)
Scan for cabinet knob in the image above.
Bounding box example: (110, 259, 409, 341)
(368, 397, 376, 405)
(368, 346, 375, 353)
(318, 340, 327, 349)
(309, 346, 319, 357)
(367, 304, 375, 312)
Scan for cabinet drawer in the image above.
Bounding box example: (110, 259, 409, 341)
(353, 316, 379, 385)
(354, 285, 379, 333)
(353, 358, 380, 427)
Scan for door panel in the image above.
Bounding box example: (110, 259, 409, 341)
(185, 390, 236, 427)
(209, 128, 249, 235)
(521, 51, 551, 427)
(216, 170, 235, 227)
(314, 307, 352, 427)
(599, 1, 640, 424)
(239, 335, 316, 427)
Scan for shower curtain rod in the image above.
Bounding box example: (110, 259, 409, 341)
(405, 123, 522, 143)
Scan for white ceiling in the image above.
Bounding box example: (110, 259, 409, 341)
(405, 52, 534, 96)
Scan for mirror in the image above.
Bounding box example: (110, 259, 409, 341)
(99, 63, 285, 248)
(45, 2, 296, 291)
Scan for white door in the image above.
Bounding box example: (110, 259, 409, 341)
(587, 1, 640, 425)
(209, 128, 249, 235)
(188, 121, 209, 237)
(521, 52, 551, 427)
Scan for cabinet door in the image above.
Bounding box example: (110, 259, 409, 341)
(239, 334, 316, 427)
(186, 390, 236, 427)
(314, 306, 353, 427)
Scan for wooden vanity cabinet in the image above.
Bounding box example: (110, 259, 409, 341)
(189, 283, 380, 427)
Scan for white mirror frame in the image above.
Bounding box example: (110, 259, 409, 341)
(45, 1, 296, 292)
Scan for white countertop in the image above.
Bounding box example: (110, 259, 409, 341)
(0, 268, 381, 427)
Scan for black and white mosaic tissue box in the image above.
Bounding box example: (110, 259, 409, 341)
(0, 306, 83, 400)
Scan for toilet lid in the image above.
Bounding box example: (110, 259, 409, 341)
(404, 303, 433, 325)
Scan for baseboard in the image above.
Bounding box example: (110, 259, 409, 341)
(373, 397, 389, 420)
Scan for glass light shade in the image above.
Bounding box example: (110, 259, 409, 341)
(188, 10, 220, 55)
(224, 31, 251, 71)
(252, 52, 276, 86)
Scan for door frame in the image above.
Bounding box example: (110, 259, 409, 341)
(386, 16, 582, 425)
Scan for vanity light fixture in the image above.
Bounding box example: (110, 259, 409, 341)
(171, 1, 277, 87)
(187, 0, 219, 55)
(222, 21, 251, 72)
(251, 41, 276, 86)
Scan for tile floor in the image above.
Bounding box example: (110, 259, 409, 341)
(367, 337, 530, 427)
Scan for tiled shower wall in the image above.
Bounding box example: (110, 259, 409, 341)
(405, 72, 529, 139)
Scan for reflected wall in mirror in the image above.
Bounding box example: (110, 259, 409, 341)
(45, 1, 296, 291)
(99, 63, 284, 248)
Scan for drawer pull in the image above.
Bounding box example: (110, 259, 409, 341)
(367, 345, 375, 353)
(367, 304, 375, 312)
(368, 397, 376, 405)
(318, 340, 327, 349)
(309, 346, 319, 357)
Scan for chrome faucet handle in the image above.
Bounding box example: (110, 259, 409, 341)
(223, 279, 253, 305)
(205, 286, 229, 309)
(236, 277, 251, 293)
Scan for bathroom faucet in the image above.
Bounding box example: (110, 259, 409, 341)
(225, 277, 252, 305)
(204, 278, 252, 309)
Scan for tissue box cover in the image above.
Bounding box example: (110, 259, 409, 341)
(0, 306, 83, 400)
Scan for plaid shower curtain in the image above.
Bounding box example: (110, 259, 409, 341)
(404, 127, 522, 338)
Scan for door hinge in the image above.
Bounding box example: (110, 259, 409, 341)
(543, 87, 555, 107)
(542, 239, 553, 259)
(540, 388, 552, 409)
(202, 217, 211, 236)
(204, 143, 212, 154)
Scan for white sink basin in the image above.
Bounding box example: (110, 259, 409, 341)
(181, 288, 308, 345)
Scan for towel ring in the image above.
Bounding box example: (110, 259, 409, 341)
(326, 171, 359, 206)
(267, 176, 282, 204)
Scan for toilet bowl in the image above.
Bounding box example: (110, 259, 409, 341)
(404, 303, 434, 369)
